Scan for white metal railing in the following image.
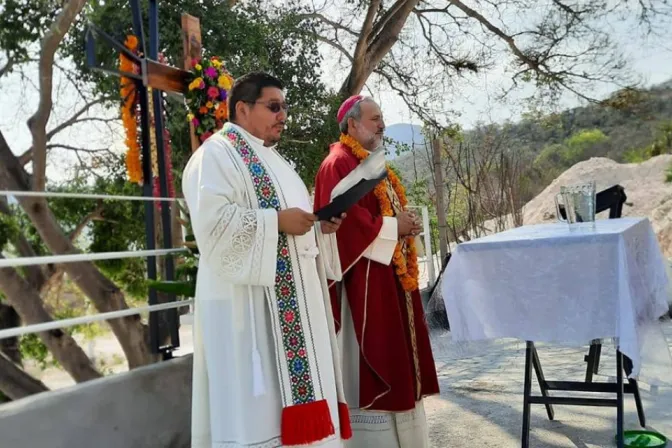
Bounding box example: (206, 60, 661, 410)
(0, 190, 191, 342)
(0, 300, 193, 340)
(408, 205, 436, 288)
(0, 248, 187, 268)
(0, 190, 185, 202)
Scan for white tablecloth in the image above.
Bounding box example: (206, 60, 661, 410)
(441, 217, 672, 385)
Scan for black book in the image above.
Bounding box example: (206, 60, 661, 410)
(315, 170, 387, 221)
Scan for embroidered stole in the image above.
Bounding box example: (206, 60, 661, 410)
(221, 124, 351, 445)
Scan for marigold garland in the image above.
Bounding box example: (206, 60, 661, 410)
(120, 35, 142, 184)
(120, 39, 176, 203)
(340, 134, 419, 292)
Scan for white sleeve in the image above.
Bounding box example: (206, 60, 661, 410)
(363, 216, 398, 265)
(315, 223, 343, 282)
(182, 139, 278, 287)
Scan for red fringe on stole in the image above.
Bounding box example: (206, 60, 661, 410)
(280, 399, 335, 446)
(338, 402, 352, 439)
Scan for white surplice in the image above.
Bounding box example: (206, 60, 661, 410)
(182, 124, 346, 448)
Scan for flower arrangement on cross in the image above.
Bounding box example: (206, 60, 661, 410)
(185, 56, 235, 143)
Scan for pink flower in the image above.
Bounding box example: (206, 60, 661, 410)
(207, 86, 219, 99)
(191, 117, 199, 127)
(204, 67, 218, 78)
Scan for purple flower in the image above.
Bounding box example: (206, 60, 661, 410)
(192, 118, 200, 127)
(219, 89, 228, 101)
(204, 67, 218, 78)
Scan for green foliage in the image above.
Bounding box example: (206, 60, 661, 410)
(0, 212, 21, 251)
(563, 128, 608, 165)
(0, 0, 60, 71)
(622, 121, 672, 164)
(530, 129, 609, 186)
(623, 146, 650, 163)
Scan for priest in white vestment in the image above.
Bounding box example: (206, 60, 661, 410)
(182, 72, 352, 448)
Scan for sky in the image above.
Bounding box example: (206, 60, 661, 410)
(1, 1, 672, 184)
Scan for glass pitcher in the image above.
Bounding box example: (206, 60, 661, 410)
(554, 181, 596, 224)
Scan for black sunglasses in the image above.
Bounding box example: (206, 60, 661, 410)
(246, 100, 289, 114)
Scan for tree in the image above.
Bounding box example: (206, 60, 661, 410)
(302, 0, 670, 125)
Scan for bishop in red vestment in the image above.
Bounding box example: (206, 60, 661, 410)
(314, 96, 440, 447)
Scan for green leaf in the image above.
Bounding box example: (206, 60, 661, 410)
(148, 280, 196, 298)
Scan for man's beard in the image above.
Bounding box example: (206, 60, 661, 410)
(360, 129, 381, 150)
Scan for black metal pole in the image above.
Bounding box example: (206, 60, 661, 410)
(616, 350, 624, 448)
(130, 0, 160, 355)
(149, 0, 180, 356)
(521, 341, 533, 448)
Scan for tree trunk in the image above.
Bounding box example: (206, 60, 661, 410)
(0, 352, 50, 400)
(432, 137, 449, 263)
(0, 304, 21, 365)
(339, 0, 421, 97)
(0, 131, 156, 368)
(0, 263, 101, 382)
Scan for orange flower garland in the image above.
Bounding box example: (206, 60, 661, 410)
(340, 134, 419, 292)
(120, 35, 142, 184)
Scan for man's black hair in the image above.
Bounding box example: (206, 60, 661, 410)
(228, 72, 285, 122)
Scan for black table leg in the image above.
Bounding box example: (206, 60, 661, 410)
(616, 350, 624, 448)
(522, 341, 533, 448)
(531, 345, 555, 420)
(584, 342, 602, 382)
(630, 378, 646, 427)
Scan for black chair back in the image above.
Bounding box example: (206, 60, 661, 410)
(558, 184, 626, 220)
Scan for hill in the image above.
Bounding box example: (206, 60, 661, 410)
(392, 81, 672, 188)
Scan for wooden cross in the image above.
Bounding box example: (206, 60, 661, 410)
(86, 12, 203, 152)
(85, 1, 204, 357)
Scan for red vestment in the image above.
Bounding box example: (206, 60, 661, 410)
(313, 141, 440, 412)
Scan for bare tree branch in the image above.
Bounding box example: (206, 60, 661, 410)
(0, 53, 14, 79)
(20, 98, 111, 165)
(27, 0, 88, 192)
(298, 12, 359, 36)
(314, 35, 354, 62)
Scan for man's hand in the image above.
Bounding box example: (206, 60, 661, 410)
(397, 210, 422, 237)
(278, 208, 317, 236)
(321, 213, 346, 234)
